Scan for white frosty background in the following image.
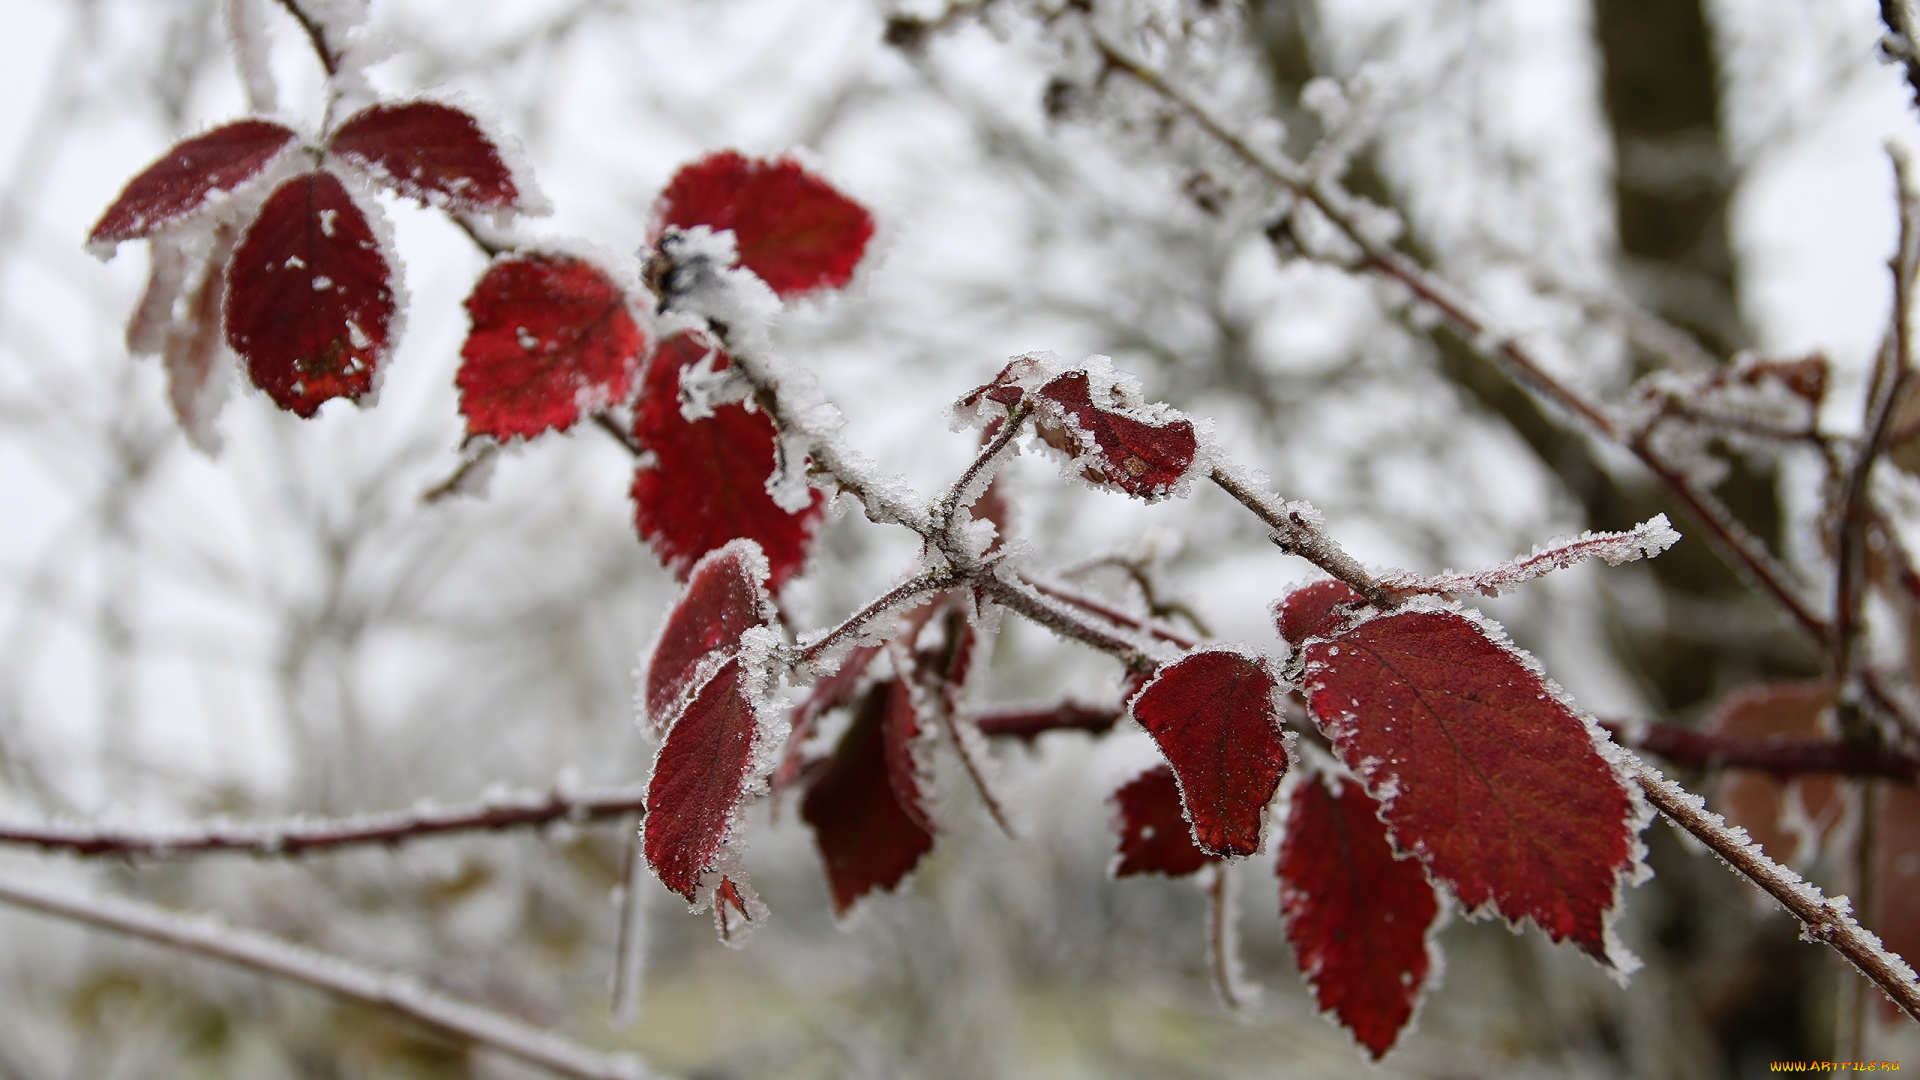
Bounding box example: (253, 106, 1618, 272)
(0, 0, 1914, 1077)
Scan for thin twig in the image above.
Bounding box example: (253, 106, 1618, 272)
(797, 571, 959, 668)
(271, 0, 339, 77)
(1207, 465, 1395, 607)
(0, 873, 660, 1080)
(1023, 574, 1200, 649)
(972, 573, 1157, 672)
(0, 783, 648, 858)
(1204, 863, 1246, 1010)
(1631, 758, 1920, 1023)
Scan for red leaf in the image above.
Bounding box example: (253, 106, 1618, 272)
(1278, 773, 1440, 1059)
(1034, 370, 1199, 500)
(457, 253, 645, 439)
(1128, 649, 1289, 857)
(652, 151, 874, 297)
(1298, 607, 1639, 962)
(89, 120, 298, 247)
(630, 331, 825, 589)
(328, 101, 527, 212)
(801, 680, 936, 914)
(223, 170, 395, 417)
(643, 654, 775, 901)
(1708, 681, 1840, 866)
(1276, 580, 1369, 644)
(640, 540, 774, 735)
(1111, 763, 1215, 878)
(160, 225, 239, 453)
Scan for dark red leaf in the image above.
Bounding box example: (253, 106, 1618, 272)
(223, 170, 394, 417)
(456, 253, 645, 439)
(643, 655, 774, 901)
(1278, 773, 1440, 1059)
(713, 875, 761, 944)
(641, 540, 773, 735)
(775, 642, 883, 793)
(328, 101, 525, 212)
(90, 120, 298, 247)
(630, 330, 825, 589)
(1275, 580, 1369, 644)
(1129, 649, 1288, 857)
(1299, 608, 1638, 962)
(161, 225, 238, 453)
(1111, 763, 1215, 877)
(652, 151, 874, 297)
(1034, 370, 1198, 500)
(1708, 681, 1839, 866)
(801, 680, 936, 914)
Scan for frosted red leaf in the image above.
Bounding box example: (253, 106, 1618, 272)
(630, 331, 825, 589)
(801, 680, 936, 914)
(89, 120, 298, 247)
(1298, 608, 1638, 962)
(1129, 649, 1288, 858)
(1035, 370, 1198, 500)
(643, 655, 772, 900)
(1278, 773, 1440, 1059)
(641, 540, 773, 735)
(223, 170, 394, 417)
(328, 102, 522, 212)
(1111, 763, 1215, 878)
(775, 642, 883, 793)
(1276, 580, 1369, 645)
(652, 151, 874, 297)
(161, 226, 238, 453)
(1874, 784, 1920, 997)
(456, 253, 644, 440)
(1708, 681, 1839, 866)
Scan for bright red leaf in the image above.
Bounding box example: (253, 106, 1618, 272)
(1111, 763, 1215, 878)
(223, 170, 394, 417)
(1276, 580, 1369, 644)
(90, 120, 298, 248)
(1297, 606, 1638, 962)
(1034, 370, 1199, 500)
(329, 101, 526, 212)
(457, 253, 644, 440)
(1129, 649, 1288, 858)
(801, 679, 936, 914)
(630, 330, 825, 589)
(641, 540, 774, 735)
(643, 655, 775, 901)
(1278, 772, 1440, 1059)
(652, 151, 873, 297)
(1708, 681, 1840, 867)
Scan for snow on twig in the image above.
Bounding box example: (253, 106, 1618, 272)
(0, 872, 665, 1080)
(1381, 515, 1680, 598)
(0, 782, 648, 858)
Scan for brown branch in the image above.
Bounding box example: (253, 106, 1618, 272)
(1603, 721, 1920, 782)
(975, 702, 1123, 741)
(0, 784, 648, 859)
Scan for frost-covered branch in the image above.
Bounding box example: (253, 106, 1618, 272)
(0, 873, 662, 1080)
(797, 570, 961, 669)
(1023, 574, 1200, 649)
(0, 783, 648, 858)
(1631, 760, 1920, 1023)
(1085, 30, 1829, 645)
(271, 0, 340, 77)
(1381, 516, 1679, 599)
(1208, 465, 1396, 607)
